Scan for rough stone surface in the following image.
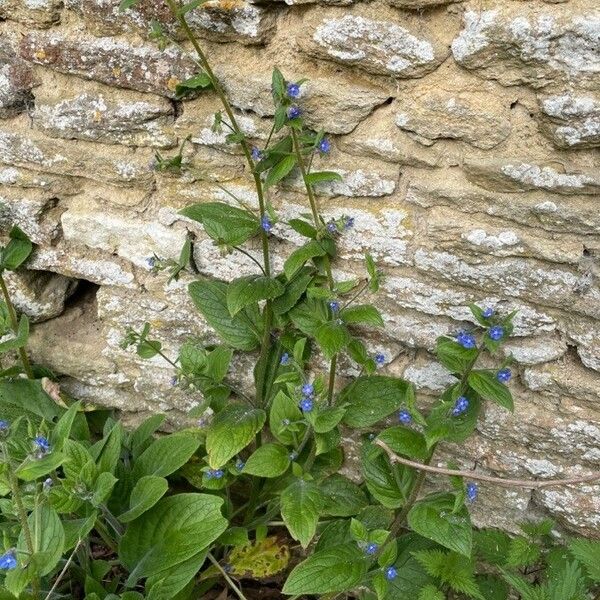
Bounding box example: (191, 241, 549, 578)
(0, 0, 598, 536)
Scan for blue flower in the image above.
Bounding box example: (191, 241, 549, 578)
(0, 420, 9, 433)
(287, 105, 302, 119)
(374, 353, 385, 367)
(146, 256, 156, 269)
(43, 477, 53, 490)
(33, 436, 51, 454)
(318, 138, 331, 154)
(0, 551, 17, 570)
(456, 331, 476, 349)
(482, 307, 494, 318)
(251, 147, 263, 161)
(398, 409, 412, 424)
(329, 301, 340, 313)
(466, 482, 478, 503)
(210, 469, 224, 480)
(280, 352, 290, 366)
(170, 376, 178, 387)
(344, 216, 355, 230)
(261, 214, 273, 233)
(451, 396, 469, 417)
(385, 566, 397, 581)
(327, 222, 338, 234)
(488, 325, 504, 341)
(301, 383, 314, 396)
(299, 398, 314, 412)
(286, 82, 301, 99)
(365, 543, 378, 555)
(235, 460, 245, 471)
(497, 368, 512, 383)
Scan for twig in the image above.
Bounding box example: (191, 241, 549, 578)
(207, 552, 249, 600)
(44, 540, 81, 600)
(376, 440, 600, 489)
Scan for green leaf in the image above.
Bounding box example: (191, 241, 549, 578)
(377, 426, 429, 461)
(436, 336, 478, 375)
(92, 471, 118, 506)
(272, 268, 313, 315)
(0, 314, 29, 353)
(474, 529, 512, 566)
(269, 391, 304, 445)
(340, 304, 384, 327)
(243, 443, 290, 478)
(288, 219, 317, 239)
(280, 480, 325, 548)
(284, 240, 327, 280)
(315, 321, 351, 359)
(341, 376, 409, 428)
(206, 403, 266, 468)
(0, 379, 62, 423)
(418, 585, 445, 600)
(1, 226, 33, 271)
(130, 414, 165, 459)
(175, 73, 213, 99)
(16, 452, 65, 481)
(180, 202, 259, 246)
(119, 476, 169, 523)
(361, 442, 410, 509)
(265, 154, 297, 188)
(320, 474, 368, 517)
(569, 538, 600, 581)
(146, 551, 207, 600)
(468, 371, 514, 411)
(312, 406, 346, 433)
(120, 494, 227, 584)
(425, 388, 481, 447)
(23, 505, 65, 576)
(408, 493, 473, 557)
(176, 0, 209, 16)
(119, 0, 140, 9)
(282, 544, 369, 595)
(51, 401, 81, 450)
(189, 279, 261, 350)
(305, 171, 343, 185)
(132, 433, 200, 480)
(506, 535, 541, 568)
(227, 275, 284, 316)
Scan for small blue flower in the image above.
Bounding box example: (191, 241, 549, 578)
(466, 482, 478, 503)
(374, 353, 385, 367)
(482, 307, 494, 318)
(33, 436, 51, 454)
(451, 396, 469, 417)
(286, 82, 301, 99)
(456, 331, 476, 349)
(301, 383, 314, 396)
(327, 222, 338, 234)
(289, 451, 298, 461)
(488, 325, 504, 341)
(318, 138, 331, 154)
(398, 409, 412, 424)
(280, 352, 290, 366)
(0, 420, 9, 433)
(299, 397, 314, 412)
(146, 256, 156, 269)
(251, 147, 263, 161)
(210, 469, 224, 480)
(365, 543, 378, 555)
(497, 368, 512, 383)
(287, 105, 302, 119)
(385, 566, 397, 581)
(344, 216, 355, 230)
(261, 214, 273, 233)
(329, 301, 340, 313)
(170, 376, 178, 387)
(0, 551, 17, 570)
(235, 460, 245, 471)
(43, 477, 53, 490)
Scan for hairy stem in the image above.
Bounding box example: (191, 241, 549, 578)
(207, 551, 249, 600)
(0, 272, 34, 379)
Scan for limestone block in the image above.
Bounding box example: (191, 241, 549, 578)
(300, 10, 450, 77)
(389, 0, 462, 8)
(538, 92, 600, 149)
(395, 89, 511, 149)
(0, 49, 35, 119)
(20, 31, 196, 98)
(464, 159, 600, 195)
(452, 4, 600, 91)
(0, 166, 82, 196)
(562, 317, 600, 371)
(501, 335, 567, 365)
(0, 121, 155, 189)
(0, 0, 62, 28)
(4, 270, 77, 323)
(32, 72, 177, 149)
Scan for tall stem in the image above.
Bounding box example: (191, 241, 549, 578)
(207, 552, 249, 600)
(0, 273, 34, 379)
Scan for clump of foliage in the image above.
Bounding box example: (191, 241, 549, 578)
(0, 0, 597, 598)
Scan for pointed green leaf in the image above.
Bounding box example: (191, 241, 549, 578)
(227, 275, 284, 316)
(119, 476, 169, 523)
(280, 480, 325, 548)
(243, 443, 290, 478)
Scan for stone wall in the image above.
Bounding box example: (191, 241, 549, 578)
(0, 0, 599, 536)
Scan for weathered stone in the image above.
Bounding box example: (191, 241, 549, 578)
(0, 0, 62, 28)
(395, 89, 511, 149)
(464, 159, 600, 195)
(389, 0, 462, 8)
(20, 31, 196, 98)
(539, 92, 600, 148)
(0, 48, 35, 118)
(0, 121, 155, 189)
(4, 269, 77, 323)
(301, 10, 450, 78)
(0, 166, 82, 196)
(452, 5, 600, 91)
(68, 0, 278, 45)
(562, 317, 600, 371)
(33, 72, 177, 149)
(502, 334, 567, 365)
